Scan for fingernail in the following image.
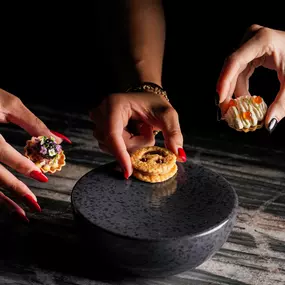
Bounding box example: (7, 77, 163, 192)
(267, 118, 278, 133)
(50, 131, 72, 144)
(178, 148, 187, 162)
(11, 211, 29, 223)
(124, 170, 129, 180)
(30, 170, 48, 182)
(216, 107, 222, 121)
(23, 194, 41, 212)
(215, 93, 220, 106)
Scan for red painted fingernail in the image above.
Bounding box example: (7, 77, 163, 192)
(23, 194, 42, 212)
(50, 131, 72, 144)
(124, 170, 129, 180)
(30, 170, 48, 182)
(11, 211, 30, 223)
(178, 148, 187, 162)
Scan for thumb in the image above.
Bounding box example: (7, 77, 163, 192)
(265, 84, 285, 133)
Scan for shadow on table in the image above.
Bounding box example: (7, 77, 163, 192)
(0, 196, 136, 284)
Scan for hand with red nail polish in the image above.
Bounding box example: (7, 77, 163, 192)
(0, 88, 60, 220)
(0, 133, 44, 216)
(90, 91, 185, 178)
(0, 192, 30, 223)
(50, 131, 72, 144)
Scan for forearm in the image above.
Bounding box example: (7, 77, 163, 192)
(126, 0, 165, 87)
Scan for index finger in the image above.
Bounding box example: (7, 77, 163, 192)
(104, 111, 133, 179)
(216, 28, 269, 104)
(0, 135, 48, 184)
(5, 94, 63, 143)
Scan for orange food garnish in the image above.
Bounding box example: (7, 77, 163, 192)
(228, 99, 237, 107)
(253, 96, 262, 104)
(242, 111, 252, 120)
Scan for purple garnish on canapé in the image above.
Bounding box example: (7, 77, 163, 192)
(56, 144, 62, 152)
(40, 146, 47, 155)
(35, 136, 62, 159)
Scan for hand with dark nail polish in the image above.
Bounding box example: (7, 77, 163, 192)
(267, 118, 278, 134)
(216, 25, 285, 129)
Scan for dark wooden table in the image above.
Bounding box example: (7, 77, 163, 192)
(0, 103, 285, 285)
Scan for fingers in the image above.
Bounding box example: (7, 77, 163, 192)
(230, 25, 264, 101)
(239, 24, 263, 46)
(219, 57, 264, 115)
(233, 66, 252, 98)
(49, 131, 72, 144)
(98, 131, 155, 158)
(122, 125, 155, 154)
(92, 93, 186, 176)
(3, 91, 71, 144)
(0, 135, 48, 184)
(219, 60, 254, 115)
(155, 106, 186, 162)
(0, 163, 41, 212)
(0, 191, 29, 223)
(235, 55, 268, 99)
(98, 142, 110, 154)
(104, 110, 133, 179)
(217, 26, 270, 104)
(96, 123, 155, 156)
(265, 82, 285, 133)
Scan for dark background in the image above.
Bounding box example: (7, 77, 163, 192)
(0, 1, 284, 148)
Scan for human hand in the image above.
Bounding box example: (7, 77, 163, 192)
(216, 24, 285, 133)
(90, 92, 186, 178)
(0, 88, 71, 223)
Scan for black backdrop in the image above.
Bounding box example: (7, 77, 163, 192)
(0, 1, 284, 148)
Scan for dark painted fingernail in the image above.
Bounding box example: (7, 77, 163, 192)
(11, 211, 29, 223)
(29, 170, 48, 182)
(267, 118, 278, 133)
(23, 194, 41, 212)
(216, 107, 222, 121)
(50, 131, 72, 144)
(178, 148, 187, 162)
(215, 93, 220, 106)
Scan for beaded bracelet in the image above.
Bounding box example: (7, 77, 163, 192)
(126, 82, 169, 102)
(126, 82, 169, 135)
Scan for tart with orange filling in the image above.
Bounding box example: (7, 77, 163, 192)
(223, 95, 267, 132)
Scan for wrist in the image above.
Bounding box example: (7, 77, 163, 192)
(134, 59, 162, 87)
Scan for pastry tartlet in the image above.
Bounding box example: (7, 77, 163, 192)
(24, 136, 66, 173)
(223, 95, 267, 132)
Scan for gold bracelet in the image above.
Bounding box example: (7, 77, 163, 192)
(126, 82, 169, 135)
(126, 82, 169, 102)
